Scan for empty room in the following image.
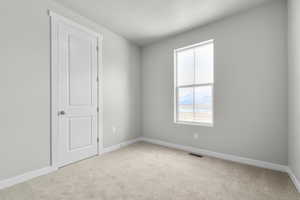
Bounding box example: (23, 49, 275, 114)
(1, 0, 300, 199)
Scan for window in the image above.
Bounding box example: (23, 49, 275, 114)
(174, 40, 214, 126)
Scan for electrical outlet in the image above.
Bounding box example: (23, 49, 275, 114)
(193, 133, 199, 140)
(112, 127, 117, 133)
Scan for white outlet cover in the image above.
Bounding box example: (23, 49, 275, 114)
(112, 127, 117, 133)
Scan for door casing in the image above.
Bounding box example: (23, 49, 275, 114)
(49, 11, 104, 168)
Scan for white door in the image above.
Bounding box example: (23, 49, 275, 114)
(52, 14, 100, 167)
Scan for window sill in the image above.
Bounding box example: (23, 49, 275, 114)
(174, 121, 213, 127)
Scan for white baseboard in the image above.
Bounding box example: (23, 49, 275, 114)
(102, 137, 142, 154)
(0, 166, 57, 190)
(0, 138, 142, 191)
(287, 168, 300, 193)
(141, 137, 300, 193)
(1, 137, 299, 193)
(140, 137, 287, 172)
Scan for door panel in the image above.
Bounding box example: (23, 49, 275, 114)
(56, 20, 99, 167)
(68, 35, 93, 106)
(69, 116, 93, 150)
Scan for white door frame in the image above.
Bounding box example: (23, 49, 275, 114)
(49, 11, 104, 168)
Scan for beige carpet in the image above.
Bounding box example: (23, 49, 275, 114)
(0, 142, 299, 200)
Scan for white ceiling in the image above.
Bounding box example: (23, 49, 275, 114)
(56, 0, 276, 46)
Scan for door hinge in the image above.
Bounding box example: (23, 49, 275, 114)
(97, 107, 99, 112)
(96, 76, 99, 82)
(96, 46, 99, 51)
(97, 137, 99, 143)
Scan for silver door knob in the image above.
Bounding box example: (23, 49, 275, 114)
(58, 110, 66, 116)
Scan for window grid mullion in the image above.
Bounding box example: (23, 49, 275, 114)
(193, 48, 196, 121)
(177, 83, 213, 89)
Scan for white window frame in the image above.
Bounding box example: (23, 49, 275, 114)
(174, 39, 214, 127)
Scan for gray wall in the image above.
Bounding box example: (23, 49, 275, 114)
(288, 0, 300, 180)
(0, 0, 141, 180)
(142, 0, 288, 165)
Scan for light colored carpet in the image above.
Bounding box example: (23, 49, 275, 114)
(0, 142, 299, 200)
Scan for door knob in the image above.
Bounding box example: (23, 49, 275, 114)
(58, 110, 66, 116)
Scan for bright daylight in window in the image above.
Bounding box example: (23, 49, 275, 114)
(174, 40, 214, 126)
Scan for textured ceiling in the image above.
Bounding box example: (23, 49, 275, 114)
(56, 0, 276, 46)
